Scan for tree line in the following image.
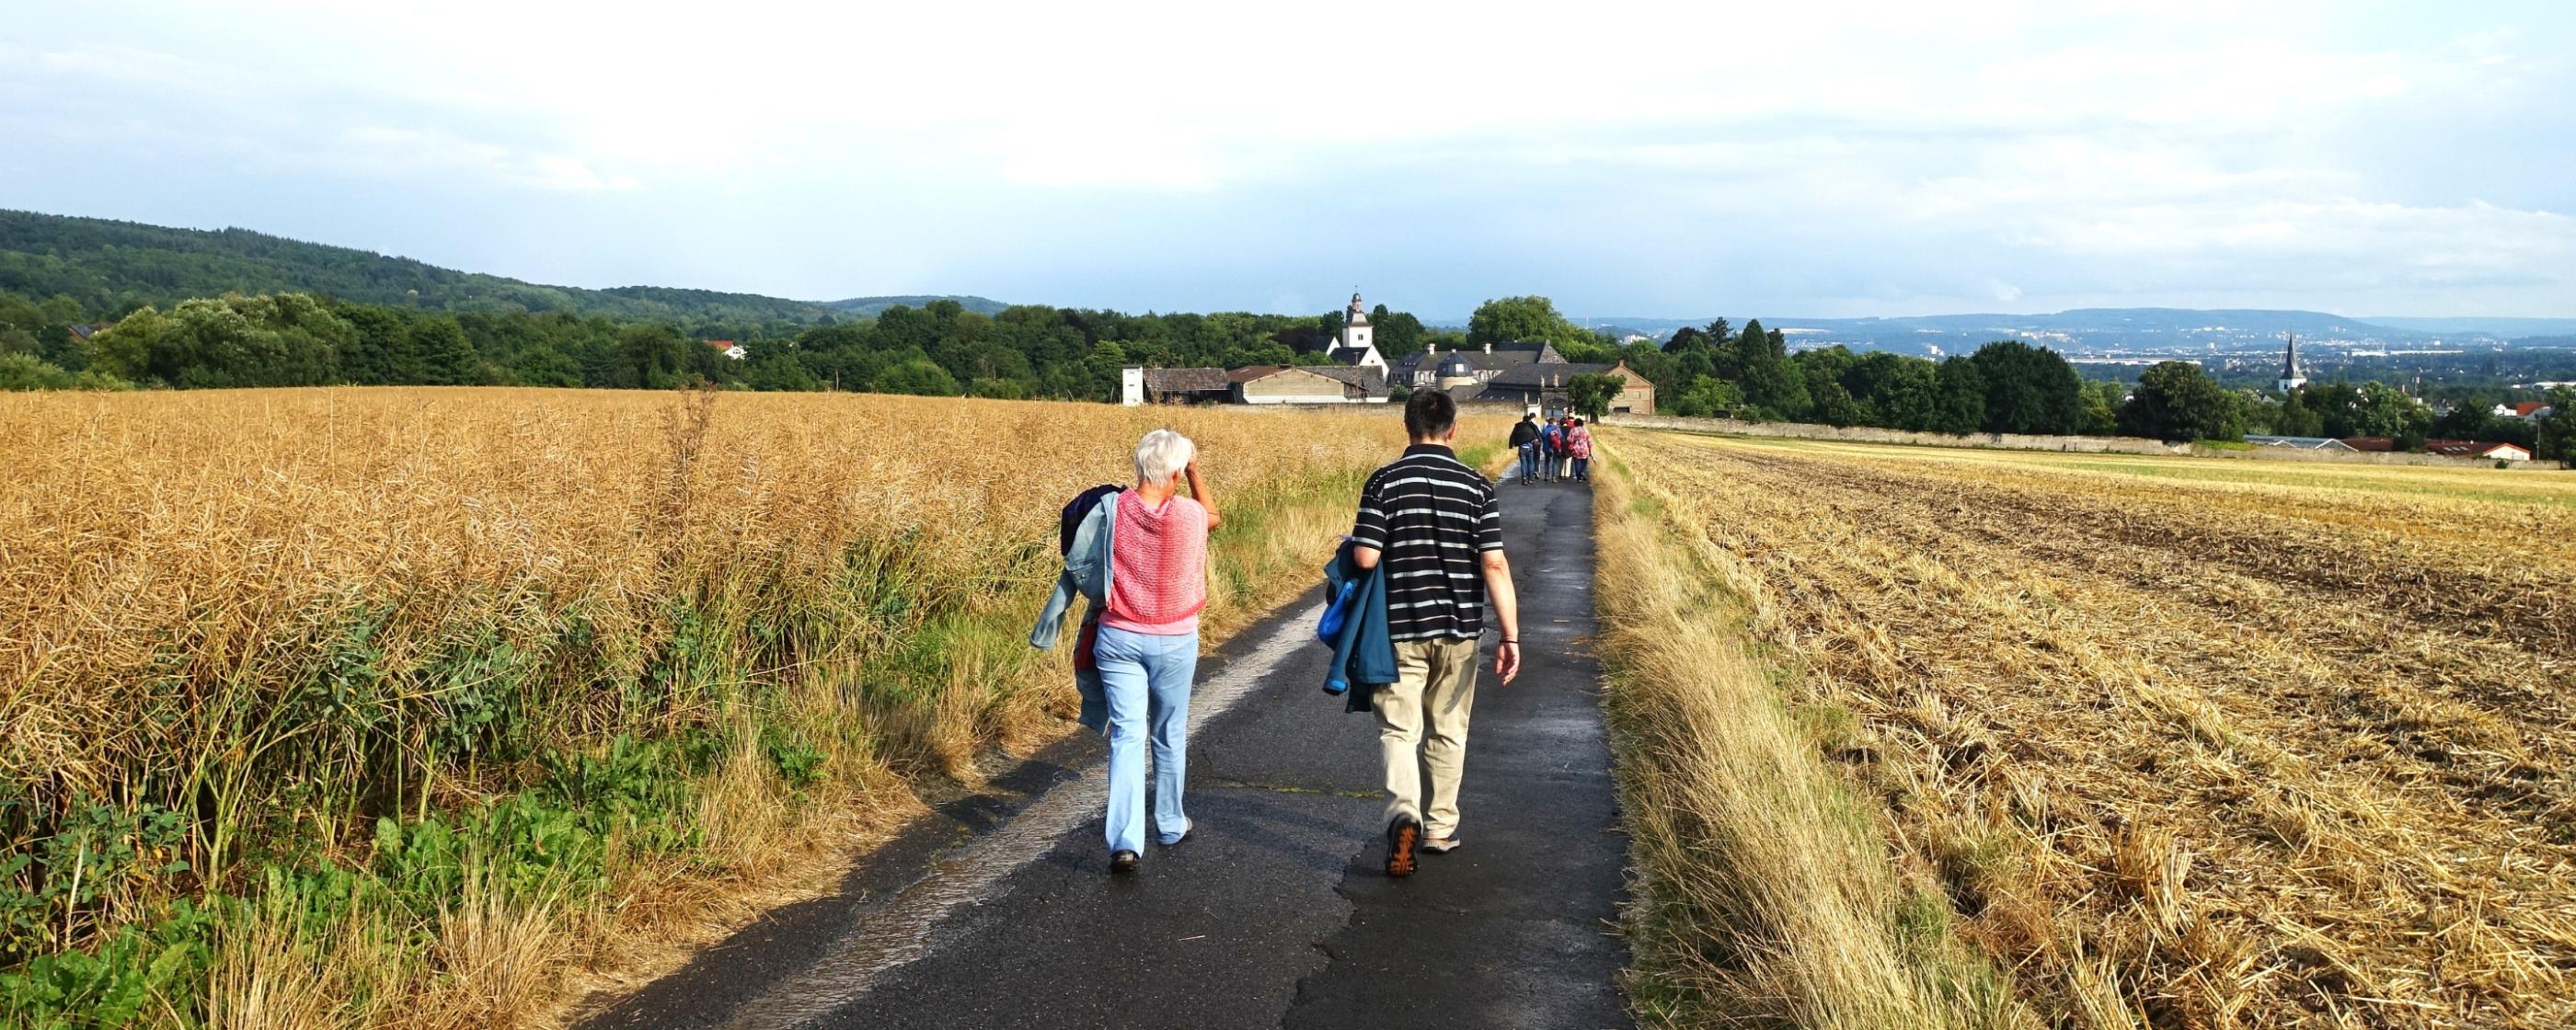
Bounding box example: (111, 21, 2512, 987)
(0, 288, 1460, 399)
(1538, 304, 2572, 462)
(9, 283, 2569, 464)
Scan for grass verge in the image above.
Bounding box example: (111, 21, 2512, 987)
(1589, 442, 2032, 1029)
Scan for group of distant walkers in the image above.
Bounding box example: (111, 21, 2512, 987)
(1031, 391, 1525, 877)
(1507, 411, 1593, 485)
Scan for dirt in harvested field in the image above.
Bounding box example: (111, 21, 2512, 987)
(1616, 431, 2576, 1030)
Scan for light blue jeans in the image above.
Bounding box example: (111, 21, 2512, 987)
(1095, 624, 1198, 853)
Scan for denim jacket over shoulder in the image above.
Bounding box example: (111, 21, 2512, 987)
(1029, 491, 1119, 731)
(1323, 537, 1397, 714)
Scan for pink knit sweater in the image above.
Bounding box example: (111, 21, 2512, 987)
(1101, 491, 1209, 635)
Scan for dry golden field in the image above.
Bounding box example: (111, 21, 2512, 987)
(1604, 429, 2576, 1030)
(0, 386, 1486, 1027)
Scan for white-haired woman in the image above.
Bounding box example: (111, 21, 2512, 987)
(1097, 429, 1221, 873)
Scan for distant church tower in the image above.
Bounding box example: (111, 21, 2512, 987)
(1330, 291, 1386, 371)
(2276, 331, 2306, 394)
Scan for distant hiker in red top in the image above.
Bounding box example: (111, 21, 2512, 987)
(1098, 429, 1220, 875)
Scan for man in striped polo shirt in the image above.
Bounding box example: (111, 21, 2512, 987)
(1349, 390, 1523, 876)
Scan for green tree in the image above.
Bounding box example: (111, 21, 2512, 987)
(2078, 379, 2126, 435)
(1718, 319, 1810, 420)
(1466, 295, 1588, 349)
(1929, 358, 1987, 434)
(1968, 340, 2084, 434)
(1672, 375, 1744, 418)
(1794, 347, 1865, 426)
(2118, 361, 2243, 441)
(2535, 388, 2576, 464)
(81, 307, 161, 381)
(1564, 372, 1627, 419)
(1846, 353, 1940, 430)
(2430, 398, 2496, 441)
(409, 316, 483, 385)
(967, 376, 1028, 399)
(2272, 389, 2325, 437)
(878, 358, 960, 395)
(2353, 382, 2427, 440)
(1369, 303, 1428, 359)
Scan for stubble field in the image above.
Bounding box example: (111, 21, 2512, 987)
(1604, 430, 2575, 1029)
(0, 386, 1485, 1027)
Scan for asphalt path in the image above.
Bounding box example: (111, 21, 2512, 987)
(581, 477, 1628, 1030)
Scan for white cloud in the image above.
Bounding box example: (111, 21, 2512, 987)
(1, 0, 2569, 315)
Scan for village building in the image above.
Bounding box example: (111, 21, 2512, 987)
(1455, 360, 1657, 417)
(1125, 365, 1390, 405)
(1228, 364, 1390, 404)
(1117, 287, 1648, 411)
(703, 339, 747, 360)
(2493, 400, 2553, 420)
(1133, 367, 1232, 405)
(2426, 440, 2533, 462)
(1387, 340, 1565, 390)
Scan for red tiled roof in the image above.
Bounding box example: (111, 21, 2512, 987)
(2511, 401, 2547, 417)
(704, 339, 737, 349)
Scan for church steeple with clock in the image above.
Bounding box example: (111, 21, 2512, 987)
(1326, 290, 1386, 371)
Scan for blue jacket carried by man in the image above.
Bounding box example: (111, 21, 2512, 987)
(1319, 537, 1397, 713)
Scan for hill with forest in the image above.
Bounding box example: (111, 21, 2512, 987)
(823, 294, 1010, 318)
(0, 209, 851, 325)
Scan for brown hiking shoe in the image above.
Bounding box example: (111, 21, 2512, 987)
(1386, 816, 1420, 877)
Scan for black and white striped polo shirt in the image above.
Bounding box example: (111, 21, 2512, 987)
(1349, 444, 1504, 641)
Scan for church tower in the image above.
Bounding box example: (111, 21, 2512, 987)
(2276, 331, 2306, 394)
(1331, 291, 1386, 371)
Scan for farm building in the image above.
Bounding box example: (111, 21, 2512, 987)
(703, 339, 747, 360)
(2243, 435, 2359, 452)
(2425, 440, 2533, 462)
(1134, 367, 1233, 405)
(1229, 365, 1390, 404)
(1126, 365, 1389, 406)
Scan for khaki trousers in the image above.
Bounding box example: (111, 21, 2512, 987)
(1376, 636, 1481, 839)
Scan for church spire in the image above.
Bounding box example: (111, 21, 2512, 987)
(2277, 331, 2306, 394)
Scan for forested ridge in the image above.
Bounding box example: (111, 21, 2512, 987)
(0, 209, 864, 324)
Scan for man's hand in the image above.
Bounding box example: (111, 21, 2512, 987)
(1481, 548, 1519, 685)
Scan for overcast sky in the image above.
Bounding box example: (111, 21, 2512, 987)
(4, 1, 2570, 319)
